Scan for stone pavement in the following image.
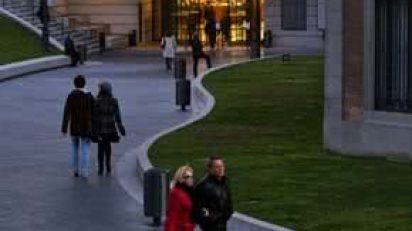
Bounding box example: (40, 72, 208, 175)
(0, 48, 248, 231)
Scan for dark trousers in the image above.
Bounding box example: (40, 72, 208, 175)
(98, 135, 112, 174)
(165, 57, 172, 70)
(208, 33, 216, 49)
(193, 53, 212, 77)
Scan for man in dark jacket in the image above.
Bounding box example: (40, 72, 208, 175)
(194, 156, 233, 231)
(192, 32, 212, 78)
(61, 75, 94, 178)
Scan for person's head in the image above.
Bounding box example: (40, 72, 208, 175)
(166, 30, 172, 37)
(207, 156, 225, 180)
(98, 81, 112, 98)
(172, 165, 194, 187)
(73, 75, 86, 89)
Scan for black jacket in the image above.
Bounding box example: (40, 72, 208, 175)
(93, 97, 125, 136)
(193, 175, 233, 230)
(61, 89, 94, 137)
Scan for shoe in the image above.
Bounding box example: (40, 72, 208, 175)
(73, 172, 79, 178)
(98, 170, 103, 176)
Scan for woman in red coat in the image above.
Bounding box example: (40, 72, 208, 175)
(165, 165, 196, 231)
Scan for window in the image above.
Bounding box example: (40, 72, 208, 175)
(375, 0, 412, 112)
(281, 0, 306, 30)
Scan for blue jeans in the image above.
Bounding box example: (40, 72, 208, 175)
(71, 136, 91, 177)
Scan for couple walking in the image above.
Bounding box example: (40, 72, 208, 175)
(165, 156, 233, 231)
(61, 75, 126, 177)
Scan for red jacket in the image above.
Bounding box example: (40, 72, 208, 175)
(165, 184, 195, 231)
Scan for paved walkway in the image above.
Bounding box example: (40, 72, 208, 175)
(0, 48, 248, 231)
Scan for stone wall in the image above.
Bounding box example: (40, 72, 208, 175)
(264, 0, 324, 49)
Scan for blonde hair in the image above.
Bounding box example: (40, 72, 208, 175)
(172, 165, 193, 186)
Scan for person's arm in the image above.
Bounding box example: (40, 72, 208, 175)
(114, 99, 126, 136)
(164, 190, 179, 231)
(224, 184, 234, 222)
(61, 96, 70, 134)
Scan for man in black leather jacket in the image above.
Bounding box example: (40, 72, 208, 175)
(194, 156, 233, 231)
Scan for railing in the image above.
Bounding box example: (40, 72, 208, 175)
(1, 0, 111, 41)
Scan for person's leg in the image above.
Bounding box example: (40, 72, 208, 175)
(71, 136, 80, 177)
(80, 137, 91, 177)
(201, 53, 212, 68)
(97, 140, 104, 175)
(167, 58, 172, 70)
(104, 141, 112, 175)
(193, 57, 199, 77)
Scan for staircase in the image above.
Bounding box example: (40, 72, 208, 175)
(0, 0, 128, 55)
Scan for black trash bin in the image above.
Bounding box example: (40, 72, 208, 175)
(263, 29, 273, 48)
(99, 32, 106, 53)
(174, 58, 190, 111)
(144, 168, 170, 226)
(77, 44, 87, 64)
(128, 30, 137, 47)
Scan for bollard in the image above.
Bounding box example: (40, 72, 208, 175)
(99, 32, 106, 53)
(174, 58, 190, 111)
(144, 168, 170, 226)
(77, 44, 87, 64)
(128, 30, 137, 47)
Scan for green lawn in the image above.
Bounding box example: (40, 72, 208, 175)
(0, 15, 57, 64)
(149, 57, 412, 230)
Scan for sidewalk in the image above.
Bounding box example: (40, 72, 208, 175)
(0, 48, 248, 230)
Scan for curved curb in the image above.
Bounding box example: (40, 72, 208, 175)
(0, 55, 70, 82)
(0, 7, 64, 51)
(117, 56, 295, 231)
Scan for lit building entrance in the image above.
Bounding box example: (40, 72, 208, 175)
(162, 0, 264, 45)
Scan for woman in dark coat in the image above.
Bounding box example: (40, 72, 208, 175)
(165, 166, 196, 231)
(94, 82, 126, 176)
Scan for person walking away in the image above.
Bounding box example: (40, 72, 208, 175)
(161, 31, 177, 71)
(93, 82, 126, 176)
(64, 35, 80, 67)
(165, 166, 196, 231)
(61, 75, 94, 178)
(192, 32, 212, 78)
(193, 156, 233, 231)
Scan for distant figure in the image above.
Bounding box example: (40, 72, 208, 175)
(36, 0, 50, 50)
(64, 35, 79, 67)
(191, 32, 212, 78)
(205, 19, 216, 49)
(165, 166, 196, 231)
(161, 31, 177, 71)
(194, 156, 233, 231)
(93, 82, 126, 176)
(221, 13, 231, 47)
(61, 75, 94, 178)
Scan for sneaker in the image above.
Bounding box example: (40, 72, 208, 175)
(73, 172, 79, 178)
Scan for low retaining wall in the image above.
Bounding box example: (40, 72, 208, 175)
(135, 57, 295, 231)
(0, 55, 70, 82)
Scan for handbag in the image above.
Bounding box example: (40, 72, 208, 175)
(109, 131, 120, 143)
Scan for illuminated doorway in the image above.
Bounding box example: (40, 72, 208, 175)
(163, 0, 264, 45)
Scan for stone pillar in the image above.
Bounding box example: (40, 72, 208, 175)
(343, 0, 364, 120)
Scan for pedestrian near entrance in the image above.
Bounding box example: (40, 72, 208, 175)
(205, 19, 217, 49)
(165, 166, 196, 231)
(93, 82, 126, 176)
(61, 75, 94, 178)
(192, 32, 212, 78)
(161, 31, 177, 71)
(193, 156, 233, 231)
